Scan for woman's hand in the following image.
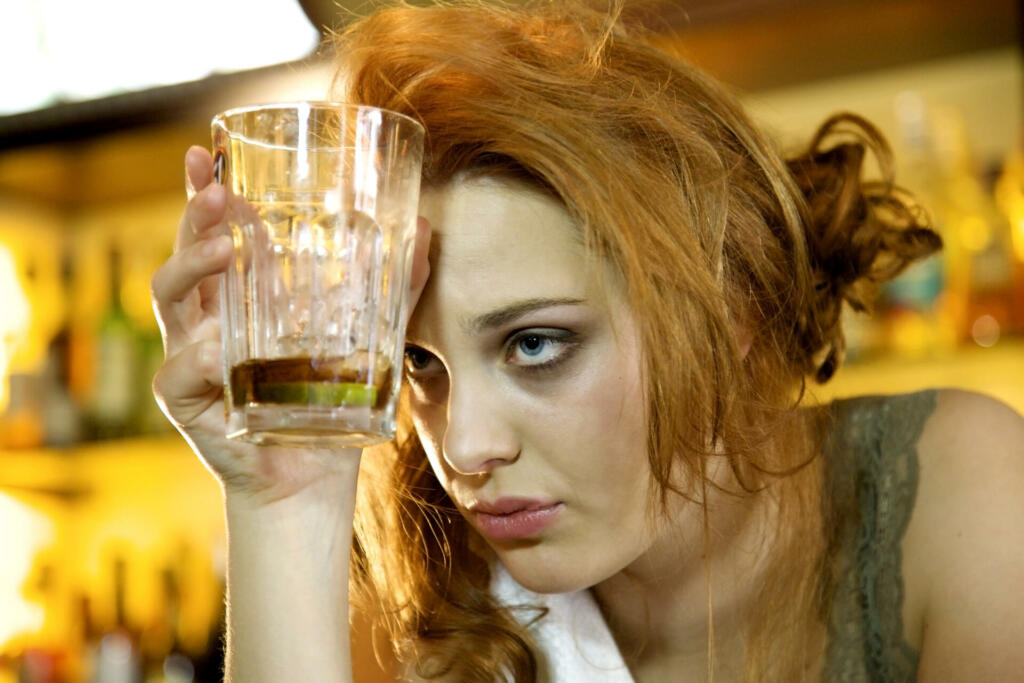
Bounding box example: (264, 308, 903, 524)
(151, 146, 432, 507)
(150, 146, 436, 682)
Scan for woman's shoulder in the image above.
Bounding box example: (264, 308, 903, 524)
(918, 387, 1024, 453)
(901, 388, 1024, 680)
(912, 389, 1024, 524)
(823, 387, 1021, 463)
(834, 384, 1021, 439)
(819, 389, 939, 480)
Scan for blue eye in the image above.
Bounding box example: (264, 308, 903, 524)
(505, 329, 579, 370)
(518, 335, 546, 356)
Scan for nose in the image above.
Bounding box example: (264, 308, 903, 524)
(442, 375, 520, 476)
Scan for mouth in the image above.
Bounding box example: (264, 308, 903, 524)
(468, 498, 564, 541)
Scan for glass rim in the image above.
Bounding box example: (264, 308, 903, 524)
(210, 100, 425, 136)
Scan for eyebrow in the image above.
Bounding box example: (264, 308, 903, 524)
(462, 297, 586, 335)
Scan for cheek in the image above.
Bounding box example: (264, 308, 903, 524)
(564, 337, 651, 504)
(574, 363, 649, 483)
(555, 335, 647, 452)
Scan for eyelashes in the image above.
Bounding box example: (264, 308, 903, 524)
(403, 328, 580, 381)
(503, 329, 579, 371)
(404, 346, 438, 375)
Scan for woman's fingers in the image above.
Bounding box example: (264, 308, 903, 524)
(407, 216, 432, 312)
(153, 234, 232, 304)
(152, 234, 232, 346)
(178, 146, 227, 253)
(185, 145, 214, 200)
(177, 182, 227, 251)
(152, 339, 224, 428)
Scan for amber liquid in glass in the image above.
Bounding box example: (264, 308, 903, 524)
(230, 354, 392, 410)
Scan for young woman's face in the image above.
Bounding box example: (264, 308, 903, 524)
(407, 176, 658, 593)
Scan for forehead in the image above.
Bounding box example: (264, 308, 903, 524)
(417, 177, 598, 304)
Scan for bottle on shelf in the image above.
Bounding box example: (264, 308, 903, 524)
(88, 244, 141, 440)
(880, 91, 956, 357)
(1, 372, 45, 449)
(140, 564, 196, 683)
(14, 649, 63, 683)
(92, 555, 143, 683)
(41, 248, 82, 447)
(41, 328, 82, 447)
(0, 247, 43, 448)
(933, 111, 1015, 348)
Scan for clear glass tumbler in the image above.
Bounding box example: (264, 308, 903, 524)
(211, 102, 424, 447)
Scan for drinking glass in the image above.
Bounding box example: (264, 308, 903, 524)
(211, 102, 424, 447)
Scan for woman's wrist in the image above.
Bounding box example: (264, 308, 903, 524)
(222, 451, 362, 580)
(225, 464, 360, 535)
(220, 447, 364, 513)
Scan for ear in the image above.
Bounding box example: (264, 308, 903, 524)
(733, 318, 752, 361)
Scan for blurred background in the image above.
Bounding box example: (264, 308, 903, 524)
(0, 0, 1020, 681)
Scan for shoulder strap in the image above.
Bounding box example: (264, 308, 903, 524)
(822, 390, 937, 682)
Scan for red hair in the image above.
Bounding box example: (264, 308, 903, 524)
(334, 1, 940, 679)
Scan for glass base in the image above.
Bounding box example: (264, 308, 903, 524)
(226, 403, 395, 448)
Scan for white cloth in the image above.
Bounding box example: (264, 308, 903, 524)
(490, 562, 635, 682)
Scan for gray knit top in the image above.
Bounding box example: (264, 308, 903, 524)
(821, 390, 937, 682)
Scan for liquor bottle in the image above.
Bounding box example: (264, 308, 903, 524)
(1, 372, 44, 449)
(141, 565, 196, 683)
(89, 245, 140, 439)
(15, 649, 62, 683)
(42, 249, 81, 447)
(41, 327, 81, 447)
(934, 113, 1014, 347)
(1, 249, 43, 449)
(93, 556, 143, 683)
(77, 593, 100, 683)
(881, 92, 954, 356)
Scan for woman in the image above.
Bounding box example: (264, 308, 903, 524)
(151, 1, 1024, 680)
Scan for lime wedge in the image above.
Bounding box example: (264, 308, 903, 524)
(255, 381, 378, 406)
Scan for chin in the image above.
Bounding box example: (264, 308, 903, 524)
(497, 546, 607, 595)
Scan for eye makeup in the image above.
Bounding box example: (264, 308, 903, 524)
(503, 328, 581, 373)
(403, 327, 582, 381)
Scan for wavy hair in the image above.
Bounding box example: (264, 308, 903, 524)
(333, 1, 940, 680)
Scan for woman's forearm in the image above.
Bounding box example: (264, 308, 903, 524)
(222, 460, 361, 683)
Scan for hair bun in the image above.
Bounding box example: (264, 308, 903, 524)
(785, 113, 942, 381)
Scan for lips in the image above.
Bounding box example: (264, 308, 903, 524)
(469, 497, 563, 541)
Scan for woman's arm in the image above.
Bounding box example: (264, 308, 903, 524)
(224, 468, 359, 682)
(151, 146, 432, 682)
(905, 389, 1024, 681)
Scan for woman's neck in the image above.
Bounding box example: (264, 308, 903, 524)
(590, 458, 780, 680)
